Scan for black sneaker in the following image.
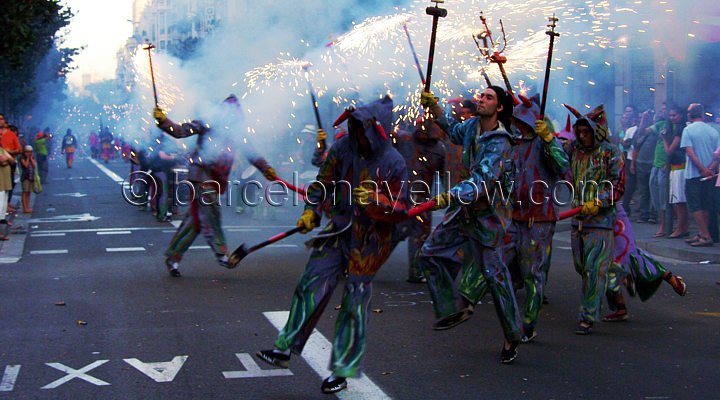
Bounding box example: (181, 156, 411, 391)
(521, 327, 537, 343)
(256, 349, 290, 368)
(321, 376, 347, 394)
(542, 295, 549, 304)
(500, 340, 520, 364)
(165, 258, 182, 277)
(432, 305, 473, 331)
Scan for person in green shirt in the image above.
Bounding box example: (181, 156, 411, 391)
(648, 117, 669, 237)
(33, 132, 49, 184)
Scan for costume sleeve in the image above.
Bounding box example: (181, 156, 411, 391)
(311, 146, 328, 168)
(543, 137, 570, 175)
(597, 144, 625, 207)
(157, 118, 207, 139)
(363, 159, 410, 223)
(305, 143, 339, 216)
(450, 135, 511, 205)
(239, 140, 271, 174)
(435, 112, 471, 146)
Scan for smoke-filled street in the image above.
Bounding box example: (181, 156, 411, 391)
(0, 153, 717, 400)
(3, 0, 720, 399)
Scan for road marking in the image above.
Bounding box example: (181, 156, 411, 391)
(263, 311, 391, 400)
(124, 356, 188, 383)
(695, 312, 720, 318)
(106, 247, 146, 253)
(89, 158, 124, 184)
(30, 233, 66, 237)
(222, 353, 294, 379)
(189, 245, 211, 250)
(30, 250, 69, 255)
(97, 231, 131, 235)
(28, 213, 100, 224)
(0, 365, 20, 392)
(0, 257, 20, 263)
(226, 228, 263, 232)
(41, 360, 110, 389)
(54, 192, 87, 198)
(52, 176, 99, 181)
(33, 227, 171, 234)
(268, 244, 298, 248)
(557, 246, 571, 250)
(170, 221, 181, 228)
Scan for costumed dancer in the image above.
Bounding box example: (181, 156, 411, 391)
(562, 105, 625, 335)
(500, 97, 569, 342)
(61, 129, 77, 168)
(393, 118, 446, 283)
(418, 86, 523, 364)
(256, 96, 409, 394)
(99, 126, 113, 164)
(601, 204, 687, 322)
(153, 94, 277, 277)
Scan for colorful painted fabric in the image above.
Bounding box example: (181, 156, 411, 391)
(420, 115, 521, 342)
(512, 135, 569, 221)
(276, 96, 409, 378)
(571, 227, 614, 324)
(609, 204, 668, 301)
(165, 184, 227, 262)
(157, 117, 269, 190)
(503, 221, 555, 329)
(393, 122, 446, 281)
(563, 117, 625, 229)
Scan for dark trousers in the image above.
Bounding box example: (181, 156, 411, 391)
(622, 162, 636, 216)
(635, 162, 654, 220)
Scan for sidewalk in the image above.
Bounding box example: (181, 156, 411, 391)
(0, 182, 36, 263)
(556, 213, 720, 264)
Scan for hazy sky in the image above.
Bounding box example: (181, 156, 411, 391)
(62, 0, 134, 89)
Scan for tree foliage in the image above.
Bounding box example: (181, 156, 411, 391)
(0, 0, 78, 119)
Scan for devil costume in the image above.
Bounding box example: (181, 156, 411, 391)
(269, 96, 409, 379)
(393, 120, 446, 282)
(562, 109, 625, 327)
(501, 99, 569, 336)
(607, 204, 684, 303)
(418, 98, 522, 344)
(157, 104, 271, 274)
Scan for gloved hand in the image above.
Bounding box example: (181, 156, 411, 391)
(432, 192, 452, 210)
(262, 167, 278, 181)
(420, 91, 439, 108)
(581, 199, 603, 216)
(153, 107, 167, 123)
(317, 128, 327, 142)
(535, 120, 553, 143)
(352, 186, 375, 206)
(297, 209, 318, 234)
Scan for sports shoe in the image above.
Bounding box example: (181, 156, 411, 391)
(521, 327, 537, 343)
(165, 258, 182, 277)
(602, 310, 628, 322)
(500, 340, 520, 364)
(256, 349, 290, 368)
(432, 305, 473, 331)
(321, 376, 347, 394)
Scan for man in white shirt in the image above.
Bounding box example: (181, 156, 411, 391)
(681, 103, 720, 246)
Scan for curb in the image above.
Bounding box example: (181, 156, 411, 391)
(0, 187, 37, 264)
(636, 238, 720, 264)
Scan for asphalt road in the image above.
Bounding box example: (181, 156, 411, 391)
(0, 156, 718, 399)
